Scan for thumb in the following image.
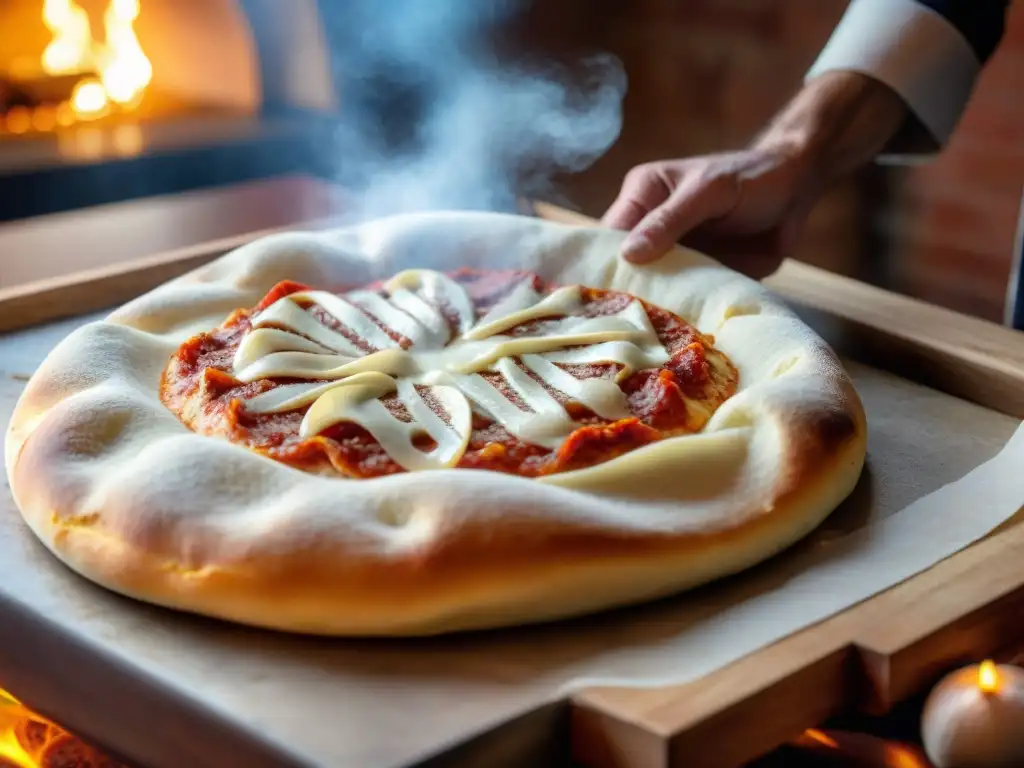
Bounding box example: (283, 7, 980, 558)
(621, 175, 735, 264)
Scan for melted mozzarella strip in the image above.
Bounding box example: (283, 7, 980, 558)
(346, 290, 445, 347)
(234, 270, 673, 471)
(235, 347, 415, 384)
(520, 355, 631, 422)
(464, 285, 581, 340)
(436, 372, 569, 449)
(298, 373, 473, 471)
(384, 269, 476, 334)
(473, 278, 543, 329)
(250, 299, 363, 355)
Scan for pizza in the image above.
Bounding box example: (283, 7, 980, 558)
(160, 269, 740, 479)
(4, 212, 867, 636)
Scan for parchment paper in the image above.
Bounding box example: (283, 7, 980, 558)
(2, 309, 1024, 766)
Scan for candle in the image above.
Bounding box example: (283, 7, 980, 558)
(921, 660, 1024, 767)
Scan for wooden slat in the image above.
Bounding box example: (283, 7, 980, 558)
(0, 176, 348, 289)
(765, 261, 1024, 419)
(0, 215, 346, 334)
(571, 518, 1024, 768)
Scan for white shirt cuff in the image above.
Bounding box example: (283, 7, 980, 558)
(805, 0, 981, 147)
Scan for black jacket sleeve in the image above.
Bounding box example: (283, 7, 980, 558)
(913, 1, 1011, 63)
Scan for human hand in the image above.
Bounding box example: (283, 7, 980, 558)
(601, 149, 819, 279)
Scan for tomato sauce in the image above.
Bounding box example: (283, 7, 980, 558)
(162, 269, 737, 478)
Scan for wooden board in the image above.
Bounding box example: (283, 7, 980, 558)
(1, 202, 1023, 768)
(0, 175, 348, 291)
(529, 203, 1024, 768)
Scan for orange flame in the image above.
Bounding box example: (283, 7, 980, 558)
(0, 687, 124, 768)
(41, 0, 94, 76)
(40, 0, 152, 120)
(802, 728, 839, 748)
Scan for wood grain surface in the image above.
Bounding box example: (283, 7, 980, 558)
(0, 176, 351, 333)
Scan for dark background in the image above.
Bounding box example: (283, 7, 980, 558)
(1, 0, 1021, 323)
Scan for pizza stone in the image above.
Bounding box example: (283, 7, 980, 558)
(4, 211, 867, 636)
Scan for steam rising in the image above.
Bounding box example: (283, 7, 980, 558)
(320, 0, 626, 220)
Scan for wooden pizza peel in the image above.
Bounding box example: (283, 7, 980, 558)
(0, 202, 1023, 768)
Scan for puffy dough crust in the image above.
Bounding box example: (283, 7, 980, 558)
(4, 212, 866, 636)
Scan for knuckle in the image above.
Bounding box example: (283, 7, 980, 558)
(624, 163, 655, 187)
(642, 206, 675, 236)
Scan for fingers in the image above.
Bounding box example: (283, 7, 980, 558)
(621, 174, 737, 264)
(601, 166, 672, 232)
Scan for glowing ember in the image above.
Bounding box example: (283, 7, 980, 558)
(978, 659, 999, 693)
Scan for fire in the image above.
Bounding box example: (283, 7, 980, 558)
(41, 0, 94, 75)
(98, 0, 152, 106)
(0, 687, 123, 768)
(70, 78, 109, 119)
(39, 0, 152, 120)
(0, 690, 41, 768)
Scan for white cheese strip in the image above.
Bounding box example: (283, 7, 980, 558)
(384, 269, 476, 335)
(463, 285, 582, 340)
(396, 379, 473, 469)
(543, 340, 670, 376)
(449, 372, 574, 449)
(619, 298, 662, 340)
(521, 354, 632, 422)
(472, 279, 543, 330)
(252, 299, 363, 356)
(236, 269, 677, 462)
(244, 380, 352, 414)
(293, 291, 399, 350)
(444, 319, 648, 374)
(386, 288, 451, 346)
(235, 348, 414, 383)
(233, 328, 334, 374)
(494, 357, 568, 419)
(345, 290, 434, 347)
(298, 372, 472, 471)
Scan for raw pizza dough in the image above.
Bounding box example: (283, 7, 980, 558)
(4, 212, 867, 636)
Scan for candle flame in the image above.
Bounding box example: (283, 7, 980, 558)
(978, 660, 999, 693)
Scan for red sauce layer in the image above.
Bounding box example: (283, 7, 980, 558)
(161, 269, 737, 478)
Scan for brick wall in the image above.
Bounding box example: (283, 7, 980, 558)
(556, 0, 860, 276)
(523, 0, 1024, 321)
(890, 1, 1024, 321)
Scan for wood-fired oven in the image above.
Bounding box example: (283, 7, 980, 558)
(0, 0, 337, 221)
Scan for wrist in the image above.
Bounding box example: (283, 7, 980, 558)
(751, 71, 909, 196)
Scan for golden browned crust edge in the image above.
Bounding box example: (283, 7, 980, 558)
(5, 213, 869, 636)
(11, 359, 866, 636)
